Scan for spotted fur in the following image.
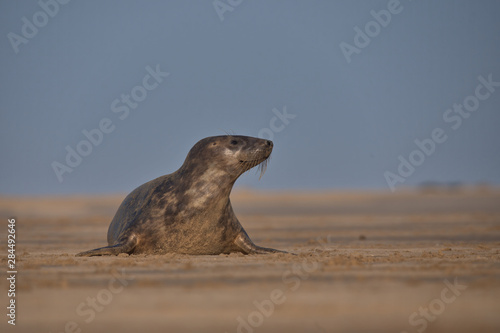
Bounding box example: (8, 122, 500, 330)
(76, 135, 285, 256)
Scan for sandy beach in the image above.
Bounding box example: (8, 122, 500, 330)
(1, 188, 499, 333)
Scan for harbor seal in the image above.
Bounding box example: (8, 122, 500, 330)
(77, 135, 285, 256)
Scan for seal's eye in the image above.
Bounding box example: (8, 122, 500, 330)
(230, 140, 238, 145)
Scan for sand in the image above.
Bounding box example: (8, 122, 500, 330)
(1, 188, 499, 333)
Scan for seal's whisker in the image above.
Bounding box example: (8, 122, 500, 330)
(237, 150, 271, 180)
(258, 157, 269, 180)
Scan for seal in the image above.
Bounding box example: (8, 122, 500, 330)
(76, 135, 285, 256)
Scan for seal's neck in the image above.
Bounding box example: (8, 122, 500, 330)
(176, 165, 236, 209)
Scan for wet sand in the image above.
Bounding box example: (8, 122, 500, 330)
(1, 188, 499, 333)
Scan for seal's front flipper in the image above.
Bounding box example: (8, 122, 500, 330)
(76, 236, 137, 257)
(234, 232, 288, 254)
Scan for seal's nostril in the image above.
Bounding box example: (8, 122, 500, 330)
(266, 140, 272, 146)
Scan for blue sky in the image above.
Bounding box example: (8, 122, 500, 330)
(1, 0, 499, 195)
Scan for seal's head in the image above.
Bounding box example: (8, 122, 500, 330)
(181, 135, 273, 180)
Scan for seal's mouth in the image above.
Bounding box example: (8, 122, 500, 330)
(238, 157, 270, 180)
